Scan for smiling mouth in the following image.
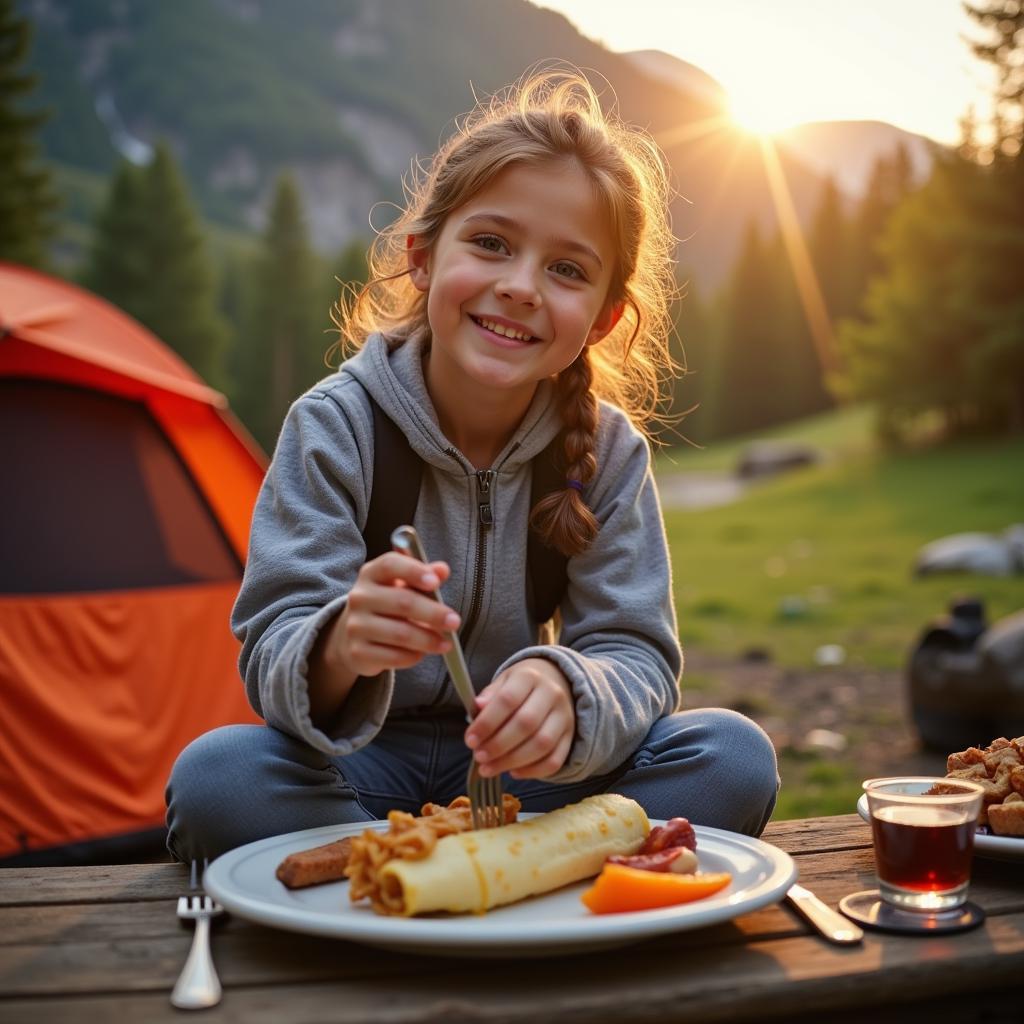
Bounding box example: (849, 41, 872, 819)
(470, 315, 538, 343)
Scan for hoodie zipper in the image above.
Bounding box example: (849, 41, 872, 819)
(460, 468, 494, 646)
(439, 441, 520, 688)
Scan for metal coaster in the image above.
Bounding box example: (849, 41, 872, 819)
(838, 890, 986, 935)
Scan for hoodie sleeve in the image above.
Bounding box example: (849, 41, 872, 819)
(230, 384, 396, 756)
(493, 409, 682, 782)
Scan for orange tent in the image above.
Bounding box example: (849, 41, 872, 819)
(0, 262, 266, 864)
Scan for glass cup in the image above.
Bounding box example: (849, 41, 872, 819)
(863, 776, 985, 912)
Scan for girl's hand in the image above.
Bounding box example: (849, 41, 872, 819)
(330, 553, 461, 677)
(308, 554, 459, 725)
(465, 659, 575, 780)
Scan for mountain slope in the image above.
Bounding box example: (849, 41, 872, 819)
(778, 120, 936, 195)
(22, 0, 876, 286)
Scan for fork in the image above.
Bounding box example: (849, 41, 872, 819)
(391, 525, 505, 829)
(170, 858, 224, 1010)
(467, 760, 505, 830)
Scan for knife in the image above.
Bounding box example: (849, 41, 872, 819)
(786, 883, 864, 944)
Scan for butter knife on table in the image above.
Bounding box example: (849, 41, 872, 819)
(786, 883, 864, 944)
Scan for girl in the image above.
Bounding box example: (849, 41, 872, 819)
(166, 69, 778, 861)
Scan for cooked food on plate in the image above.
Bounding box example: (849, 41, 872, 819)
(276, 794, 519, 890)
(346, 793, 522, 913)
(275, 794, 735, 917)
(582, 816, 731, 913)
(581, 863, 732, 914)
(276, 836, 355, 889)
(935, 735, 1024, 837)
(356, 792, 649, 916)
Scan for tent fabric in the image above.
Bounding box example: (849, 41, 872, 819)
(0, 262, 266, 861)
(0, 584, 246, 854)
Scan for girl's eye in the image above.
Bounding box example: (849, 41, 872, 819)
(551, 260, 585, 280)
(472, 234, 507, 254)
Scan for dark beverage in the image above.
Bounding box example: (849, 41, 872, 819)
(870, 805, 975, 891)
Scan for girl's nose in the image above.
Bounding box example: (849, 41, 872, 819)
(495, 262, 541, 306)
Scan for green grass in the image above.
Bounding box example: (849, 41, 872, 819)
(773, 754, 866, 820)
(660, 425, 1024, 671)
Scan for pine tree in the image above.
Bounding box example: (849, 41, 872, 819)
(232, 173, 325, 450)
(808, 176, 850, 323)
(962, 1, 1024, 428)
(82, 160, 150, 313)
(837, 6, 1024, 439)
(847, 148, 915, 315)
(836, 150, 1024, 438)
(772, 229, 835, 423)
(712, 220, 796, 437)
(82, 143, 229, 386)
(0, 0, 58, 266)
(964, 0, 1024, 158)
(139, 143, 229, 386)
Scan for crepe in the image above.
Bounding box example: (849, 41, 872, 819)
(345, 795, 521, 910)
(374, 792, 649, 916)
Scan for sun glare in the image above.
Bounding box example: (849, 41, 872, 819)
(728, 93, 794, 137)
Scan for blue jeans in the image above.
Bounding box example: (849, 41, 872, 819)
(165, 708, 779, 862)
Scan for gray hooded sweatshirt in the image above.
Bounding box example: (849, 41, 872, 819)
(231, 332, 682, 783)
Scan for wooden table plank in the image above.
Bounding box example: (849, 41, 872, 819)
(0, 908, 792, 996)
(1, 913, 1021, 1024)
(763, 813, 872, 853)
(3, 849, 1022, 1000)
(0, 863, 182, 906)
(2, 984, 1020, 1024)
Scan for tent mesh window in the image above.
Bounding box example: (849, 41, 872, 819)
(1, 380, 242, 593)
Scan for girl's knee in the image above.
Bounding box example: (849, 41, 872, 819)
(641, 709, 779, 835)
(707, 708, 778, 772)
(165, 725, 281, 861)
(705, 709, 780, 833)
(167, 725, 263, 800)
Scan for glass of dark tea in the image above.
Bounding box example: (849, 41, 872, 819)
(863, 777, 985, 911)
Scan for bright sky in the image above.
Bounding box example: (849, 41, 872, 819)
(533, 0, 995, 143)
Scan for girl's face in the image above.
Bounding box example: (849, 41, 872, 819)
(408, 159, 621, 414)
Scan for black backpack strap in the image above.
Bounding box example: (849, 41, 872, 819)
(527, 434, 570, 624)
(363, 395, 422, 562)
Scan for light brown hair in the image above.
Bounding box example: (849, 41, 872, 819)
(333, 67, 678, 556)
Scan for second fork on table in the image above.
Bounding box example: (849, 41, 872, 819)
(170, 858, 225, 1010)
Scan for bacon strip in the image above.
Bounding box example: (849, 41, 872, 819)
(640, 817, 696, 854)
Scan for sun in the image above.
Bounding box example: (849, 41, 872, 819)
(727, 92, 795, 137)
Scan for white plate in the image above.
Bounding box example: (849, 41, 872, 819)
(204, 818, 797, 957)
(856, 794, 1024, 862)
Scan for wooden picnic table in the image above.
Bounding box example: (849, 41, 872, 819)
(1, 813, 1021, 1023)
